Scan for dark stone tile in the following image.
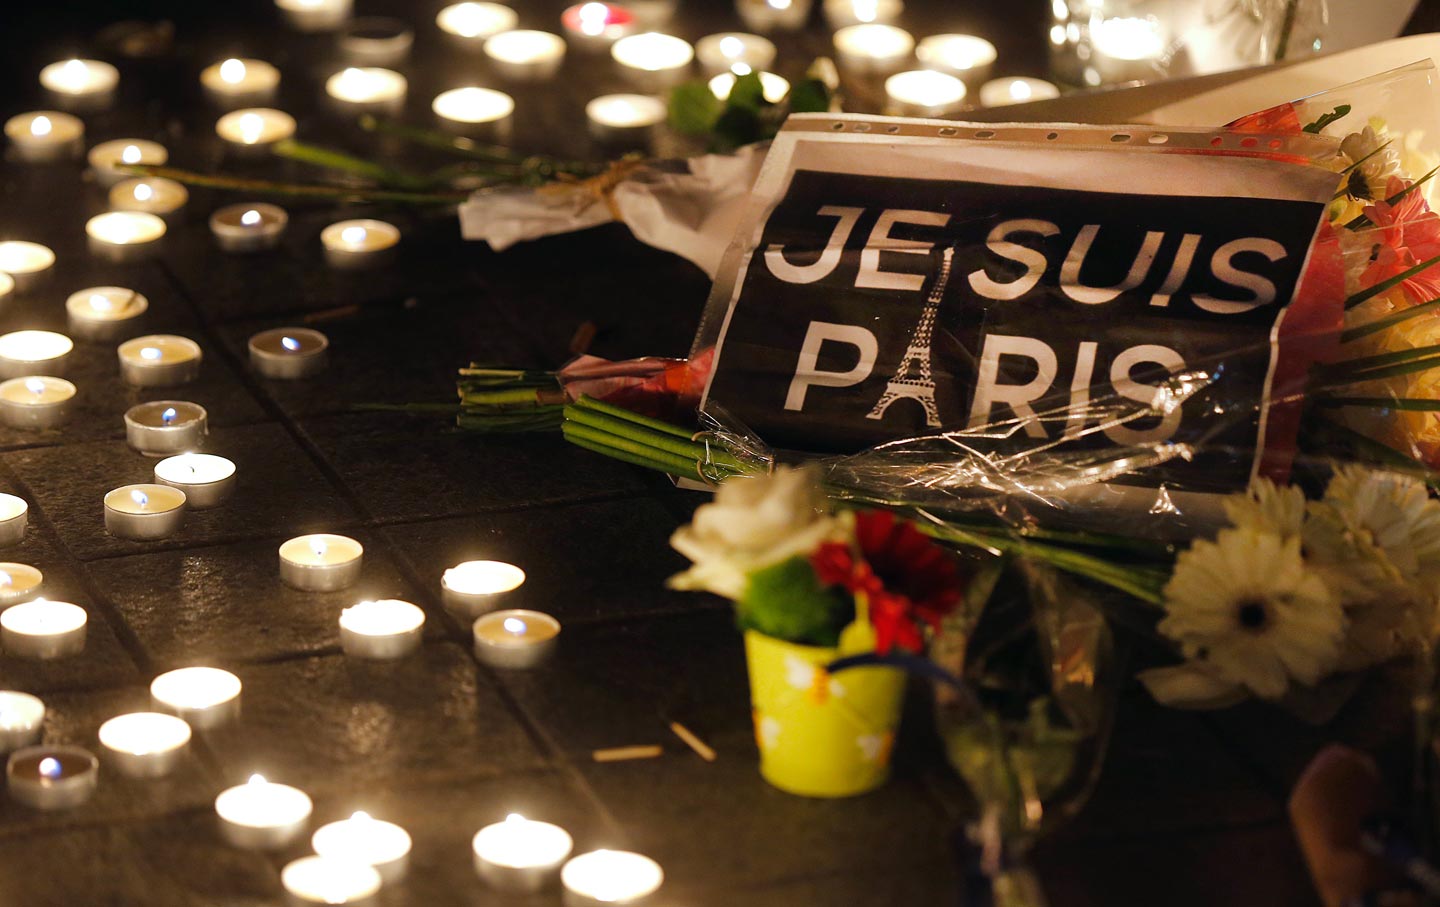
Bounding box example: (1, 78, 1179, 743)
(87, 531, 427, 671)
(204, 645, 545, 795)
(298, 411, 650, 522)
(4, 421, 358, 560)
(713, 864, 960, 907)
(382, 497, 710, 626)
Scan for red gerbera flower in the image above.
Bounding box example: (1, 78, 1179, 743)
(810, 510, 963, 655)
(1359, 176, 1440, 306)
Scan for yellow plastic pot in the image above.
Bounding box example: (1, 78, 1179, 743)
(745, 630, 906, 798)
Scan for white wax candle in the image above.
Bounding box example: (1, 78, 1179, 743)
(201, 58, 281, 103)
(586, 94, 666, 143)
(210, 203, 288, 253)
(1091, 16, 1167, 84)
(823, 0, 903, 29)
(708, 71, 789, 103)
(1, 600, 86, 659)
(432, 87, 514, 126)
(562, 2, 637, 48)
(274, 0, 354, 31)
(338, 599, 425, 659)
(0, 564, 44, 607)
(436, 2, 518, 43)
(473, 813, 574, 892)
(153, 453, 237, 509)
(248, 327, 328, 379)
(104, 486, 187, 541)
(98, 712, 191, 777)
(611, 32, 694, 86)
(0, 242, 55, 285)
(282, 856, 382, 905)
(0, 331, 71, 378)
(117, 335, 203, 387)
(884, 69, 967, 116)
(105, 484, 185, 515)
(215, 108, 297, 150)
(150, 666, 241, 728)
(66, 286, 149, 339)
(484, 30, 567, 80)
(109, 178, 188, 217)
(325, 67, 407, 108)
(978, 76, 1060, 108)
(216, 774, 314, 849)
(86, 212, 167, 262)
(0, 691, 45, 752)
(443, 560, 525, 599)
(473, 609, 560, 669)
(562, 850, 664, 905)
(279, 533, 364, 591)
(0, 377, 75, 430)
(915, 34, 997, 78)
(39, 59, 118, 105)
(4, 112, 84, 162)
(320, 220, 400, 269)
(734, 0, 813, 32)
(313, 812, 412, 882)
(87, 139, 167, 187)
(695, 32, 777, 76)
(833, 23, 914, 72)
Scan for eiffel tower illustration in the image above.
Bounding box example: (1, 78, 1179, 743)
(866, 245, 953, 427)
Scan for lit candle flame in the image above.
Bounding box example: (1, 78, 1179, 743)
(220, 58, 246, 84)
(248, 773, 267, 786)
(350, 810, 371, 823)
(161, 406, 177, 425)
(0, 571, 12, 588)
(24, 378, 45, 397)
(719, 36, 744, 59)
(240, 209, 262, 227)
(31, 116, 52, 138)
(505, 813, 527, 826)
(134, 183, 154, 202)
(89, 292, 114, 312)
(238, 113, 264, 145)
(141, 347, 163, 361)
(130, 489, 149, 508)
(854, 0, 878, 22)
(60, 59, 88, 88)
(281, 336, 301, 352)
(121, 145, 142, 165)
(1009, 79, 1033, 101)
(310, 537, 328, 558)
(39, 756, 62, 779)
(731, 62, 752, 76)
(503, 617, 526, 635)
(578, 2, 610, 36)
(768, 0, 792, 9)
(340, 226, 368, 246)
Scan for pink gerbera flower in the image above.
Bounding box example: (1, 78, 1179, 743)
(1359, 176, 1440, 306)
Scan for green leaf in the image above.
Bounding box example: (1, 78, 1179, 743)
(1303, 104, 1352, 134)
(1341, 294, 1440, 342)
(786, 78, 832, 114)
(711, 105, 764, 153)
(737, 556, 853, 648)
(726, 70, 769, 112)
(667, 81, 723, 136)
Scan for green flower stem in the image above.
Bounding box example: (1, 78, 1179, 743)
(459, 387, 560, 407)
(1323, 342, 1440, 375)
(359, 114, 529, 165)
(1345, 251, 1440, 309)
(572, 395, 695, 440)
(1344, 164, 1440, 230)
(119, 164, 468, 205)
(273, 140, 430, 190)
(1320, 354, 1440, 385)
(561, 422, 702, 478)
(565, 406, 715, 463)
(1341, 295, 1440, 342)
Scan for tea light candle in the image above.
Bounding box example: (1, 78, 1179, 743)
(124, 401, 208, 456)
(442, 560, 525, 619)
(216, 774, 314, 849)
(1091, 16, 1167, 84)
(473, 814, 574, 892)
(104, 484, 187, 541)
(0, 495, 28, 548)
(916, 34, 997, 87)
(611, 33, 693, 89)
(39, 59, 118, 109)
(586, 94, 665, 144)
(150, 666, 242, 729)
(320, 220, 400, 270)
(325, 67, 407, 114)
(885, 69, 967, 117)
(86, 212, 167, 263)
(709, 71, 790, 103)
(0, 241, 55, 291)
(6, 746, 98, 810)
(66, 286, 149, 341)
(154, 453, 236, 509)
(280, 534, 364, 591)
(978, 76, 1060, 108)
(117, 335, 202, 387)
(210, 203, 288, 253)
(0, 332, 71, 379)
(0, 691, 45, 753)
(473, 610, 559, 669)
(109, 178, 189, 218)
(484, 30, 567, 81)
(249, 327, 328, 379)
(339, 599, 425, 659)
(1, 601, 85, 659)
(87, 139, 167, 188)
(313, 812, 412, 883)
(695, 32, 776, 76)
(432, 87, 514, 132)
(0, 377, 76, 430)
(4, 112, 84, 162)
(0, 274, 9, 303)
(735, 0, 813, 32)
(833, 23, 914, 73)
(823, 0, 902, 29)
(201, 58, 281, 106)
(216, 108, 297, 152)
(562, 3, 637, 50)
(437, 2, 518, 47)
(97, 712, 191, 778)
(338, 18, 415, 67)
(275, 0, 353, 32)
(0, 565, 44, 608)
(282, 856, 382, 905)
(562, 850, 664, 906)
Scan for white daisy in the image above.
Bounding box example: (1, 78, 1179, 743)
(1159, 528, 1344, 700)
(1339, 125, 1402, 202)
(1223, 477, 1305, 538)
(1304, 464, 1440, 592)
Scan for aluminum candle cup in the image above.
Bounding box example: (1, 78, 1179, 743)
(473, 610, 559, 669)
(709, 71, 789, 102)
(201, 58, 281, 107)
(87, 139, 167, 188)
(104, 484, 187, 541)
(695, 32, 776, 76)
(0, 564, 44, 607)
(6, 746, 98, 810)
(432, 88, 514, 137)
(0, 377, 75, 430)
(338, 17, 415, 66)
(0, 332, 70, 380)
(0, 494, 28, 546)
(338, 599, 425, 660)
(154, 454, 236, 509)
(39, 58, 118, 110)
(0, 691, 45, 753)
(735, 0, 812, 32)
(483, 30, 567, 80)
(275, 0, 353, 31)
(978, 76, 1059, 108)
(216, 774, 314, 849)
(442, 560, 525, 619)
(823, 0, 903, 28)
(97, 712, 191, 778)
(313, 812, 412, 882)
(884, 69, 967, 117)
(118, 335, 202, 387)
(320, 220, 399, 269)
(1, 601, 86, 659)
(585, 94, 665, 146)
(109, 178, 189, 219)
(150, 666, 242, 729)
(210, 203, 288, 253)
(561, 3, 637, 51)
(915, 34, 996, 89)
(325, 67, 407, 115)
(833, 23, 914, 74)
(216, 108, 297, 154)
(67, 287, 149, 341)
(125, 402, 207, 456)
(249, 328, 328, 379)
(282, 856, 382, 906)
(611, 32, 693, 90)
(0, 242, 56, 291)
(279, 534, 364, 591)
(86, 212, 167, 263)
(437, 2, 518, 48)
(5, 112, 84, 162)
(561, 850, 664, 907)
(473, 814, 574, 893)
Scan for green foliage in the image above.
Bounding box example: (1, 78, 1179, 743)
(668, 81, 724, 136)
(1303, 104, 1351, 134)
(786, 78, 833, 114)
(737, 556, 853, 647)
(667, 67, 835, 153)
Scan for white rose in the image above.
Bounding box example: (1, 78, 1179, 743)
(668, 465, 844, 599)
